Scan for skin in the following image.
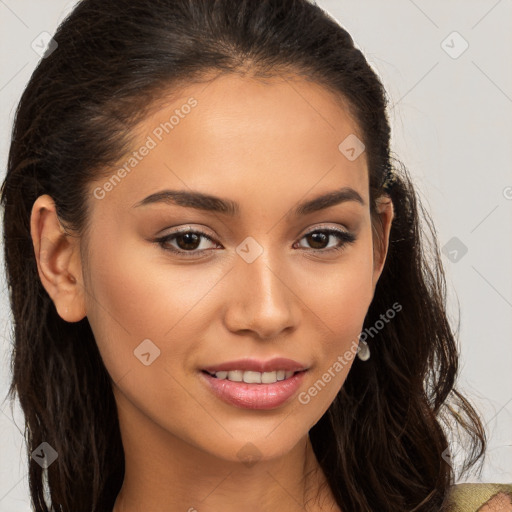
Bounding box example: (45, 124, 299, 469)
(479, 493, 512, 512)
(30, 73, 393, 512)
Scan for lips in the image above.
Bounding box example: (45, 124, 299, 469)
(202, 357, 307, 374)
(200, 369, 307, 410)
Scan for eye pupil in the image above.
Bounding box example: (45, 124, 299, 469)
(308, 232, 328, 249)
(177, 233, 200, 250)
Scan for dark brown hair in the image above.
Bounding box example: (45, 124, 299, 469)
(0, 0, 486, 510)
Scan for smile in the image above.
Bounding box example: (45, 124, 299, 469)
(203, 369, 297, 384)
(200, 370, 308, 410)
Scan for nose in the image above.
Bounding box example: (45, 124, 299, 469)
(222, 250, 300, 340)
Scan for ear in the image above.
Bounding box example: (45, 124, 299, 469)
(30, 194, 87, 322)
(371, 195, 394, 292)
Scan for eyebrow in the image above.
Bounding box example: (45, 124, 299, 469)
(131, 187, 365, 216)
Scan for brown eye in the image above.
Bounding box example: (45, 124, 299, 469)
(295, 228, 356, 253)
(156, 229, 218, 257)
(174, 232, 202, 251)
(305, 231, 329, 249)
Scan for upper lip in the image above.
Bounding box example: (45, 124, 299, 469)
(202, 357, 308, 374)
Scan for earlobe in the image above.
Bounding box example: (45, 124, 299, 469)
(30, 194, 87, 322)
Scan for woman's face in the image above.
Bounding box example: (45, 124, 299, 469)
(44, 74, 393, 464)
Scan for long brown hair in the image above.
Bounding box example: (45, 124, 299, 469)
(0, 0, 485, 510)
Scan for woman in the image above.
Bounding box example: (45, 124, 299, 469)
(1, 0, 509, 510)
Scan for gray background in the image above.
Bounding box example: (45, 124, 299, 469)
(1, 1, 511, 509)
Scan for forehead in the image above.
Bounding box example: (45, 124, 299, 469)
(88, 73, 368, 214)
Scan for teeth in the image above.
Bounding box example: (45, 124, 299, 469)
(212, 369, 297, 383)
(227, 370, 243, 382)
(261, 371, 276, 383)
(243, 371, 261, 384)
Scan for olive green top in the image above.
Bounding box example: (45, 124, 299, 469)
(444, 483, 512, 511)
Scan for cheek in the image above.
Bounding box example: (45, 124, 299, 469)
(83, 229, 221, 380)
(82, 227, 170, 380)
(303, 235, 375, 344)
(295, 237, 375, 414)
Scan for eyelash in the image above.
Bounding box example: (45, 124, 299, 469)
(154, 226, 356, 258)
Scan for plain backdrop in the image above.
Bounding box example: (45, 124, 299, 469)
(0, 1, 511, 510)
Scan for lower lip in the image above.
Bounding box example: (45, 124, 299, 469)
(200, 371, 307, 410)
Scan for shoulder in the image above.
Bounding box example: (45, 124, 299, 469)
(444, 483, 512, 511)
